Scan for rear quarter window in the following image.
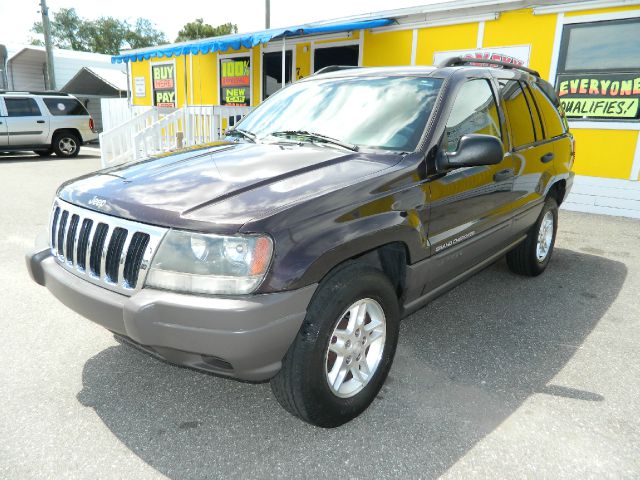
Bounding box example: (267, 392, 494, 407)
(531, 83, 567, 138)
(498, 80, 536, 148)
(43, 98, 88, 116)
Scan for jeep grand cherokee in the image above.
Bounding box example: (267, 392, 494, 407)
(27, 58, 574, 427)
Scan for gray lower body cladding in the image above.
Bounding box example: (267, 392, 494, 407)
(26, 248, 317, 381)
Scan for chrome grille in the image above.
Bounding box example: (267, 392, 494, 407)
(49, 199, 167, 296)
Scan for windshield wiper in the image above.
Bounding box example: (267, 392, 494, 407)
(267, 130, 359, 152)
(226, 128, 256, 143)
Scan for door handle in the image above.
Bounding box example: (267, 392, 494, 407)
(540, 152, 554, 163)
(493, 168, 515, 182)
(36, 120, 45, 124)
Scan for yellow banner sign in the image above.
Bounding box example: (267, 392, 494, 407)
(560, 97, 639, 118)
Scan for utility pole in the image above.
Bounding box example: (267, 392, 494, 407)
(265, 0, 271, 29)
(40, 0, 56, 90)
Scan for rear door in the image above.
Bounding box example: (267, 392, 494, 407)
(498, 79, 559, 235)
(529, 81, 573, 181)
(425, 78, 516, 289)
(4, 97, 50, 146)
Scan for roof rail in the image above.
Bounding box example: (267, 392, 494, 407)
(437, 56, 540, 77)
(313, 65, 361, 75)
(0, 90, 70, 96)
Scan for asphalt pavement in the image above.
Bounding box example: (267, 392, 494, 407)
(1, 150, 639, 479)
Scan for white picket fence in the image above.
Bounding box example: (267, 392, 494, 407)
(99, 105, 253, 168)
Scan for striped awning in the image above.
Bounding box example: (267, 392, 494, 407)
(111, 18, 394, 64)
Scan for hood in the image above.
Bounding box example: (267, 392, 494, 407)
(58, 141, 400, 233)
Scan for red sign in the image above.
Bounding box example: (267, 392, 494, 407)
(153, 78, 174, 89)
(461, 52, 525, 67)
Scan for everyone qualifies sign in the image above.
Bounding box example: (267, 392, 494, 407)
(556, 73, 640, 119)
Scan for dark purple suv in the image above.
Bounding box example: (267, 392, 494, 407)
(27, 59, 574, 427)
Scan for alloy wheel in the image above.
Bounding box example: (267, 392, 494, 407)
(325, 298, 386, 398)
(536, 210, 554, 262)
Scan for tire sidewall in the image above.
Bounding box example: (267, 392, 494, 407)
(296, 265, 399, 426)
(53, 133, 80, 158)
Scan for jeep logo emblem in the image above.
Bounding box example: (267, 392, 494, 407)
(88, 196, 107, 208)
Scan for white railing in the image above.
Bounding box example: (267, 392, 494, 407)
(100, 105, 253, 168)
(99, 108, 168, 167)
(100, 98, 151, 132)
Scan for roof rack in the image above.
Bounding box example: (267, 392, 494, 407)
(437, 56, 540, 77)
(313, 65, 362, 75)
(0, 90, 70, 96)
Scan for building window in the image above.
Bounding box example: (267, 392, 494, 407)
(220, 56, 251, 107)
(263, 51, 292, 100)
(558, 18, 640, 73)
(556, 17, 640, 121)
(313, 45, 359, 73)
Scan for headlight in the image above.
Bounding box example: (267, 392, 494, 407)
(145, 230, 273, 295)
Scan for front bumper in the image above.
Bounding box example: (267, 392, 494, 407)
(26, 247, 316, 381)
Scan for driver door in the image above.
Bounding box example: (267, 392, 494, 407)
(425, 78, 516, 290)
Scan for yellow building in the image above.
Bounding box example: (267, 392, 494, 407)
(113, 0, 640, 218)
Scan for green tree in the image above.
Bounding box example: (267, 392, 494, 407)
(175, 19, 238, 42)
(31, 8, 88, 51)
(127, 18, 168, 49)
(30, 8, 167, 54)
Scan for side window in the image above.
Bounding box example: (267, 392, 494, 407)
(5, 98, 41, 117)
(444, 79, 501, 152)
(521, 82, 544, 140)
(498, 80, 535, 148)
(530, 83, 566, 138)
(43, 98, 88, 116)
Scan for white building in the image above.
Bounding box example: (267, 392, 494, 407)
(1, 44, 124, 91)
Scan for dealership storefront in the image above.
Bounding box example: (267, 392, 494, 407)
(113, 0, 640, 218)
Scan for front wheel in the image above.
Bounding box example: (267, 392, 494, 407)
(507, 197, 558, 276)
(52, 132, 80, 158)
(270, 263, 400, 428)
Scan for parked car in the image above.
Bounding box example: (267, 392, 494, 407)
(0, 91, 98, 158)
(26, 59, 574, 427)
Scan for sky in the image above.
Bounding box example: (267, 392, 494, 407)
(0, 0, 448, 47)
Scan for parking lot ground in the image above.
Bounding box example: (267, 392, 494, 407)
(1, 152, 639, 479)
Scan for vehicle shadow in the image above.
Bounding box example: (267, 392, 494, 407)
(0, 152, 99, 163)
(77, 248, 626, 479)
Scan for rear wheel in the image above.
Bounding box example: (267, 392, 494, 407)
(507, 197, 558, 276)
(52, 132, 80, 158)
(270, 263, 400, 428)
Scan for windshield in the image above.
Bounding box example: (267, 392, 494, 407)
(233, 76, 443, 152)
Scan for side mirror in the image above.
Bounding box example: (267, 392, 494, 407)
(436, 134, 504, 171)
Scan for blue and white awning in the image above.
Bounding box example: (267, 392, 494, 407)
(111, 18, 394, 64)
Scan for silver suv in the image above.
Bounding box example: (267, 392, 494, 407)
(0, 91, 98, 158)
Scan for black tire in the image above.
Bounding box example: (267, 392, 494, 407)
(270, 263, 400, 428)
(34, 149, 54, 157)
(506, 197, 558, 276)
(52, 132, 80, 158)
